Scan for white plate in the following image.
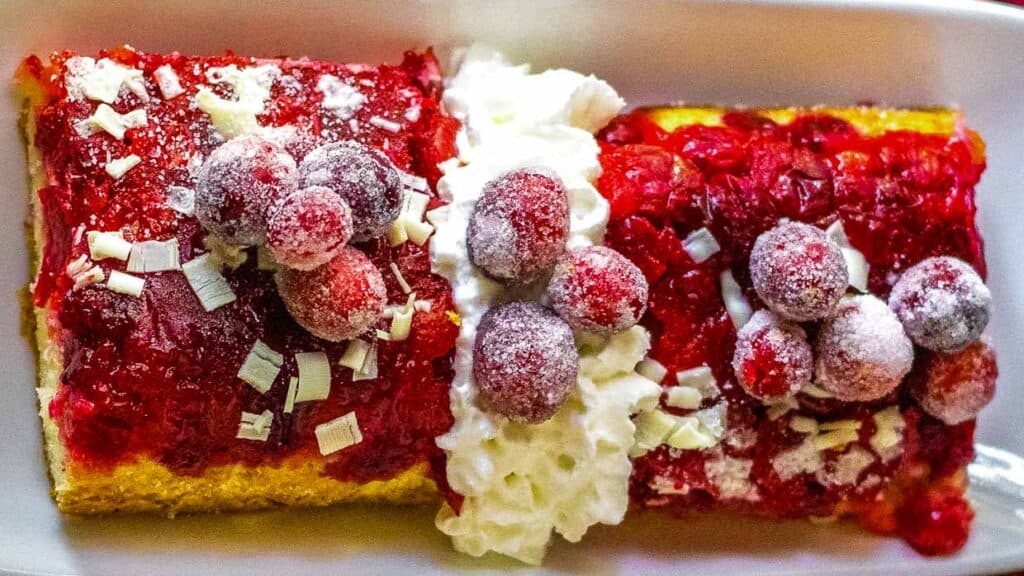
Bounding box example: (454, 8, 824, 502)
(2, 1, 1023, 574)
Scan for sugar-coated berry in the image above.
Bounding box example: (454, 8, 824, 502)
(547, 246, 648, 334)
(732, 310, 813, 401)
(467, 168, 570, 284)
(473, 302, 578, 424)
(267, 186, 353, 271)
(195, 135, 298, 245)
(275, 246, 386, 341)
(911, 339, 996, 425)
(298, 141, 402, 241)
(889, 256, 991, 352)
(815, 295, 914, 402)
(750, 221, 848, 322)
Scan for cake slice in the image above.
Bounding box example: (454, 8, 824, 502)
(596, 105, 993, 556)
(18, 46, 460, 514)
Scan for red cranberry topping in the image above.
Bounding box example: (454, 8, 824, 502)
(898, 486, 974, 556)
(547, 246, 648, 334)
(732, 310, 812, 401)
(298, 141, 402, 241)
(59, 283, 142, 340)
(912, 340, 997, 425)
(889, 256, 991, 352)
(750, 221, 848, 322)
(467, 168, 570, 284)
(275, 246, 386, 341)
(267, 186, 353, 271)
(815, 295, 914, 402)
(473, 302, 578, 423)
(194, 135, 298, 245)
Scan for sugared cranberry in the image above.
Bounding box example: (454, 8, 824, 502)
(547, 246, 648, 334)
(266, 186, 353, 271)
(912, 340, 997, 425)
(274, 246, 386, 341)
(889, 256, 991, 352)
(298, 141, 402, 241)
(467, 168, 570, 284)
(750, 221, 848, 321)
(815, 295, 914, 402)
(732, 310, 813, 401)
(898, 486, 974, 556)
(59, 283, 142, 340)
(473, 302, 578, 423)
(195, 135, 298, 245)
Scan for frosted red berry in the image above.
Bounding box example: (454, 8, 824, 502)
(815, 295, 914, 402)
(912, 339, 997, 425)
(274, 246, 386, 341)
(267, 186, 353, 271)
(467, 168, 570, 284)
(298, 141, 402, 241)
(547, 246, 648, 334)
(732, 310, 813, 401)
(473, 302, 578, 423)
(195, 135, 298, 245)
(750, 221, 848, 321)
(889, 256, 991, 352)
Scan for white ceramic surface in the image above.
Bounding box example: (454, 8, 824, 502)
(1, 1, 1023, 574)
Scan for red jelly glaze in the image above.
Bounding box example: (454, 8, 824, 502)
(28, 47, 459, 483)
(598, 109, 986, 550)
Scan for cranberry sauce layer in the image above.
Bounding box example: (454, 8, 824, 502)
(597, 108, 986, 553)
(24, 47, 460, 482)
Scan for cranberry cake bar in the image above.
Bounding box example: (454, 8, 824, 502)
(19, 46, 460, 513)
(19, 45, 996, 563)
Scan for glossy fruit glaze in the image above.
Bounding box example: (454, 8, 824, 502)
(597, 109, 987, 554)
(22, 47, 460, 483)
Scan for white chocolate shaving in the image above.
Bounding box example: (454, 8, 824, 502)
(104, 154, 141, 179)
(237, 340, 284, 394)
(105, 270, 144, 296)
(182, 253, 236, 311)
(339, 340, 372, 372)
(315, 412, 363, 455)
(720, 269, 752, 329)
(635, 357, 667, 383)
(75, 104, 147, 140)
(154, 65, 185, 99)
(127, 238, 181, 273)
(87, 230, 132, 261)
(237, 409, 273, 441)
(682, 227, 721, 263)
(294, 351, 331, 403)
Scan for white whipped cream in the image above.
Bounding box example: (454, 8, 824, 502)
(431, 46, 659, 564)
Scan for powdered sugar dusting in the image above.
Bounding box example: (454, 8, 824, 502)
(316, 74, 367, 120)
(889, 256, 991, 352)
(815, 295, 914, 402)
(473, 302, 578, 423)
